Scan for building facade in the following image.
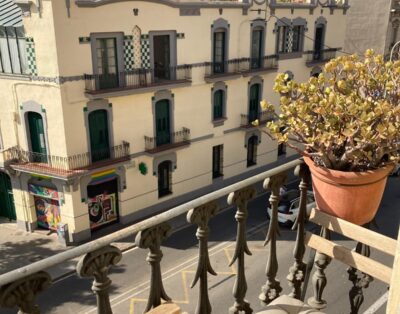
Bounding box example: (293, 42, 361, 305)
(344, 0, 400, 59)
(0, 0, 348, 244)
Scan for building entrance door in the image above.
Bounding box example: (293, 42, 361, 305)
(0, 172, 16, 221)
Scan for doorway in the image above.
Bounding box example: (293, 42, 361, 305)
(0, 172, 16, 221)
(155, 100, 171, 147)
(153, 35, 171, 81)
(314, 25, 325, 61)
(27, 112, 47, 163)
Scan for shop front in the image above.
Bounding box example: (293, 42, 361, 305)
(87, 176, 119, 230)
(28, 183, 61, 230)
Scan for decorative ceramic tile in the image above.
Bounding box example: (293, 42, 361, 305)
(140, 36, 150, 69)
(123, 36, 134, 71)
(25, 37, 37, 76)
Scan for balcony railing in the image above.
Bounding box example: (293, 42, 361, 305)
(84, 65, 192, 94)
(240, 110, 275, 128)
(270, 0, 315, 6)
(8, 142, 130, 176)
(204, 59, 243, 80)
(0, 146, 20, 166)
(240, 55, 279, 74)
(144, 128, 190, 153)
(1, 158, 397, 314)
(305, 48, 340, 66)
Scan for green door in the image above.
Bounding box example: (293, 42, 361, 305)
(28, 112, 47, 163)
(89, 110, 110, 162)
(0, 172, 16, 221)
(249, 84, 260, 123)
(155, 100, 171, 146)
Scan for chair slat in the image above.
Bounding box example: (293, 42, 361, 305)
(309, 209, 396, 256)
(305, 232, 392, 284)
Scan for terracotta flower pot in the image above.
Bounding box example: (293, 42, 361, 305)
(304, 156, 393, 225)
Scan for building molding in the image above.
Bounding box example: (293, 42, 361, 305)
(244, 129, 261, 148)
(152, 152, 177, 176)
(75, 0, 251, 9)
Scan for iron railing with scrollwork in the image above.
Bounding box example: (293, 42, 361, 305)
(0, 158, 396, 314)
(144, 127, 191, 152)
(305, 48, 341, 65)
(3, 142, 130, 174)
(84, 65, 192, 93)
(240, 110, 275, 127)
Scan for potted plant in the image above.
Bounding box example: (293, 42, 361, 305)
(259, 50, 400, 225)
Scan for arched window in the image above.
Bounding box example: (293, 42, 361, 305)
(155, 99, 171, 146)
(247, 135, 258, 167)
(248, 83, 261, 123)
(27, 111, 47, 163)
(251, 21, 265, 69)
(158, 160, 172, 197)
(88, 109, 110, 162)
(213, 90, 225, 120)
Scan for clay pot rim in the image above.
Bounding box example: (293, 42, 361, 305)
(303, 156, 394, 186)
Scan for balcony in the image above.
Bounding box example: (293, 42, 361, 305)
(204, 59, 243, 82)
(305, 48, 341, 67)
(0, 158, 398, 314)
(0, 146, 19, 168)
(8, 142, 130, 178)
(240, 110, 275, 128)
(84, 66, 192, 98)
(240, 55, 279, 76)
(144, 128, 190, 154)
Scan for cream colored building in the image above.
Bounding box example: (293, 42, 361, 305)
(344, 0, 400, 58)
(0, 0, 348, 244)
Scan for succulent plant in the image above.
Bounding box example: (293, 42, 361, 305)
(260, 50, 400, 171)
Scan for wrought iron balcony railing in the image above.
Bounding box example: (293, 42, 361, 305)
(204, 59, 243, 80)
(7, 142, 130, 176)
(144, 127, 190, 153)
(84, 65, 192, 94)
(1, 158, 397, 314)
(240, 110, 275, 128)
(240, 55, 279, 74)
(305, 48, 341, 66)
(0, 146, 20, 166)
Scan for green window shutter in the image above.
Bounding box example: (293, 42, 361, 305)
(89, 110, 110, 162)
(27, 112, 47, 162)
(249, 84, 260, 123)
(213, 90, 224, 120)
(155, 100, 171, 146)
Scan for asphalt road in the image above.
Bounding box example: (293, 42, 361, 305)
(2, 176, 399, 314)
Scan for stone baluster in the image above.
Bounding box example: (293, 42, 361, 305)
(287, 164, 310, 300)
(347, 240, 373, 314)
(227, 186, 256, 314)
(259, 173, 287, 305)
(0, 271, 51, 314)
(135, 223, 172, 313)
(77, 245, 122, 314)
(308, 227, 332, 310)
(187, 201, 219, 314)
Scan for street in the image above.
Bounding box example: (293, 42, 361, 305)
(3, 176, 399, 314)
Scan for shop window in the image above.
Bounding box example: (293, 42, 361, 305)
(247, 135, 258, 167)
(158, 160, 172, 197)
(87, 178, 119, 230)
(212, 145, 223, 179)
(0, 26, 27, 74)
